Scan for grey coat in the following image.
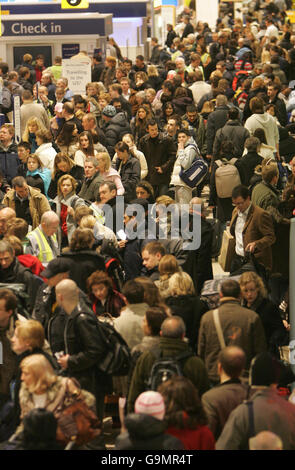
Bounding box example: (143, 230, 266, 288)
(216, 388, 295, 450)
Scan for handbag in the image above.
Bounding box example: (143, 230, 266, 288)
(179, 157, 208, 188)
(55, 379, 101, 447)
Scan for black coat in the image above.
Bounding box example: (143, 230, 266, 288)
(207, 106, 230, 155)
(64, 304, 111, 395)
(61, 250, 105, 293)
(33, 284, 92, 354)
(188, 217, 214, 293)
(113, 155, 141, 202)
(243, 296, 286, 352)
(103, 112, 131, 157)
(235, 151, 263, 186)
(115, 413, 184, 450)
(48, 165, 85, 199)
(165, 294, 209, 352)
(138, 132, 176, 186)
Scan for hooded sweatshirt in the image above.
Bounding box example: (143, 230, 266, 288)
(170, 136, 200, 187)
(244, 113, 279, 149)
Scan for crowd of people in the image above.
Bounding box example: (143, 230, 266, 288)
(0, 0, 295, 451)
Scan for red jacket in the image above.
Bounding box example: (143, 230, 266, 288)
(166, 424, 215, 450)
(17, 254, 45, 278)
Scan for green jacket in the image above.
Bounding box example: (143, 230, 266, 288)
(251, 181, 288, 225)
(128, 337, 210, 412)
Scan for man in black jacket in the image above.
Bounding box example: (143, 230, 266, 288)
(101, 105, 131, 158)
(91, 53, 105, 83)
(213, 107, 250, 159)
(181, 15, 194, 39)
(32, 257, 91, 355)
(206, 95, 230, 160)
(138, 119, 176, 198)
(56, 279, 111, 420)
(267, 82, 287, 127)
(0, 239, 43, 312)
(113, 142, 141, 202)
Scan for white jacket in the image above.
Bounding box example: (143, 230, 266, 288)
(170, 137, 199, 187)
(244, 113, 279, 149)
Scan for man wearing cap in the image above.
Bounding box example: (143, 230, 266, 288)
(101, 105, 131, 158)
(32, 257, 91, 355)
(216, 352, 295, 450)
(27, 211, 60, 267)
(116, 391, 184, 450)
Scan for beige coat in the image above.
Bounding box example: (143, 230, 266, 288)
(3, 186, 51, 229)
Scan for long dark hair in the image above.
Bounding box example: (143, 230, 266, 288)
(78, 131, 95, 156)
(56, 121, 78, 147)
(158, 376, 208, 429)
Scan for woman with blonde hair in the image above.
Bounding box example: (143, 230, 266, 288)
(53, 174, 85, 246)
(154, 254, 181, 298)
(165, 271, 209, 351)
(48, 152, 84, 199)
(25, 153, 51, 198)
(9, 320, 57, 432)
(134, 71, 149, 91)
(22, 117, 47, 153)
(11, 354, 97, 447)
(239, 271, 287, 351)
(96, 152, 124, 195)
(147, 65, 162, 91)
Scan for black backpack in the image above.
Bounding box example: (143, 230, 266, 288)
(146, 349, 193, 391)
(96, 317, 131, 376)
(0, 283, 30, 319)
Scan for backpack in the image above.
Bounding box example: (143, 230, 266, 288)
(146, 349, 193, 391)
(100, 239, 126, 292)
(0, 283, 30, 318)
(96, 317, 131, 376)
(215, 158, 241, 198)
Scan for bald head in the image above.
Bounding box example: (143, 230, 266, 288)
(0, 207, 16, 235)
(41, 211, 60, 237)
(249, 431, 283, 450)
(218, 346, 246, 380)
(160, 316, 186, 339)
(56, 279, 79, 311)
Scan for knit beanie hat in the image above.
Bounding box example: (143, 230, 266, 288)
(102, 105, 116, 117)
(135, 391, 165, 421)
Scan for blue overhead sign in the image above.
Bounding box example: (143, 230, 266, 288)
(0, 16, 113, 36)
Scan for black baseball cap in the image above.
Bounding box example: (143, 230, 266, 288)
(42, 257, 73, 279)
